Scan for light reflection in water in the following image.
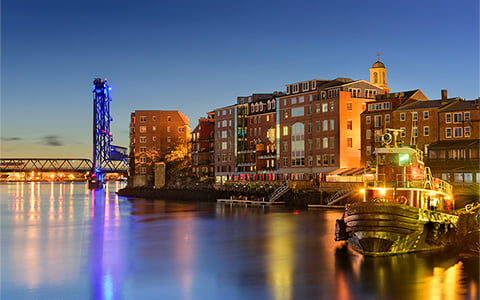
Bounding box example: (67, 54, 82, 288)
(267, 214, 295, 300)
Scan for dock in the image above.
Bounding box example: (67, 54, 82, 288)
(217, 198, 284, 206)
(307, 204, 345, 209)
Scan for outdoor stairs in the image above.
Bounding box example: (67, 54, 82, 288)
(268, 184, 290, 202)
(325, 185, 357, 205)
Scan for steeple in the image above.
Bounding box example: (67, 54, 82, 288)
(369, 53, 388, 91)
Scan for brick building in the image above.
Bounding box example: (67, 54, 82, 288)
(190, 112, 215, 178)
(129, 110, 190, 185)
(278, 77, 384, 181)
(428, 97, 480, 185)
(214, 104, 236, 183)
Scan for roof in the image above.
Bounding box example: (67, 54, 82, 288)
(428, 139, 479, 149)
(439, 99, 479, 112)
(374, 146, 418, 154)
(372, 61, 385, 68)
(396, 99, 445, 111)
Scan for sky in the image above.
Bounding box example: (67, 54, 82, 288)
(1, 0, 478, 159)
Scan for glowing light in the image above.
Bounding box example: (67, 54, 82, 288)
(379, 188, 386, 195)
(359, 189, 365, 194)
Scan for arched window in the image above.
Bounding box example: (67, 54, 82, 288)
(373, 72, 378, 83)
(382, 72, 385, 84)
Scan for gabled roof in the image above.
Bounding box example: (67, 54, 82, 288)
(396, 99, 446, 111)
(438, 98, 479, 112)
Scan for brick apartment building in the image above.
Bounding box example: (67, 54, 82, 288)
(278, 76, 385, 181)
(428, 97, 480, 184)
(213, 104, 236, 183)
(129, 110, 190, 186)
(190, 112, 215, 178)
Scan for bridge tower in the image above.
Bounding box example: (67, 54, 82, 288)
(90, 78, 128, 189)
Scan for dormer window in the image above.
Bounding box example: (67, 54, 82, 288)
(311, 81, 316, 89)
(302, 82, 309, 91)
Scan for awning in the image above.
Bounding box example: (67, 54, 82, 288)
(327, 168, 368, 176)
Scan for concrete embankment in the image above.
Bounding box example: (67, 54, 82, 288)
(117, 186, 329, 207)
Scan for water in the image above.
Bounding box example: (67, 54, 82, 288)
(1, 182, 478, 300)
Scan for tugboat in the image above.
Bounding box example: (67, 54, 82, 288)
(335, 129, 458, 256)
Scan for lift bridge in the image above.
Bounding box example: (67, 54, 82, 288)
(0, 78, 129, 188)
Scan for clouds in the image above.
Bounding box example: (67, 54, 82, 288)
(41, 135, 63, 146)
(1, 135, 63, 146)
(0, 137, 21, 141)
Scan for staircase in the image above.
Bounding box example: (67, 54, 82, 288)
(268, 184, 290, 202)
(325, 185, 357, 205)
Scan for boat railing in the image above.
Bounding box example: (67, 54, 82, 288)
(364, 173, 452, 194)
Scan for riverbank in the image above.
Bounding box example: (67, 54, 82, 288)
(117, 186, 338, 207)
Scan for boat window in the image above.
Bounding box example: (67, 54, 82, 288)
(379, 155, 386, 165)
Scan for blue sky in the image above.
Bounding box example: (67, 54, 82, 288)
(1, 0, 478, 158)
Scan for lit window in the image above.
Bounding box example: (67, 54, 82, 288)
(283, 126, 288, 136)
(323, 120, 328, 131)
(323, 137, 328, 149)
(140, 126, 146, 133)
(322, 103, 328, 112)
(347, 138, 353, 148)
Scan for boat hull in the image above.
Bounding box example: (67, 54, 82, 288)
(336, 202, 458, 256)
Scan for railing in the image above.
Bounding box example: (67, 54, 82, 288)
(268, 184, 290, 202)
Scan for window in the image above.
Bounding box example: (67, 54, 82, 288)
(323, 120, 328, 131)
(140, 157, 147, 163)
(347, 120, 353, 130)
(400, 113, 405, 121)
(291, 97, 297, 104)
(323, 137, 328, 149)
(323, 154, 329, 166)
(140, 116, 147, 122)
(140, 126, 146, 133)
(140, 147, 146, 153)
(299, 96, 305, 103)
(317, 155, 322, 166)
(167, 126, 171, 132)
(347, 138, 353, 148)
(446, 128, 452, 138)
(283, 142, 288, 152)
(412, 112, 418, 121)
(374, 115, 382, 127)
(413, 127, 418, 137)
(454, 127, 463, 137)
(316, 121, 321, 132)
(446, 113, 451, 123)
(292, 107, 304, 117)
(424, 126, 429, 136)
(140, 136, 147, 143)
(465, 127, 471, 137)
(167, 116, 172, 121)
(152, 126, 156, 131)
(465, 112, 471, 121)
(453, 113, 462, 123)
(329, 137, 335, 149)
(291, 123, 305, 166)
(423, 111, 429, 120)
(330, 120, 335, 130)
(383, 102, 390, 109)
(167, 136, 171, 143)
(139, 167, 146, 174)
(330, 155, 335, 165)
(322, 103, 328, 112)
(283, 158, 289, 167)
(316, 104, 321, 113)
(283, 126, 288, 136)
(385, 114, 390, 123)
(366, 146, 372, 155)
(178, 127, 185, 132)
(346, 102, 352, 111)
(366, 129, 371, 139)
(316, 138, 321, 149)
(221, 142, 227, 150)
(330, 102, 334, 111)
(366, 116, 371, 124)
(400, 127, 406, 137)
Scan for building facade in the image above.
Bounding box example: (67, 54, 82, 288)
(129, 110, 190, 185)
(278, 77, 384, 181)
(190, 112, 215, 178)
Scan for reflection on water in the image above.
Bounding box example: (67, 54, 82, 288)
(1, 183, 478, 300)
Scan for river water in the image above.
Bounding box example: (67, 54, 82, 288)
(1, 182, 478, 300)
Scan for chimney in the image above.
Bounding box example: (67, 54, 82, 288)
(441, 89, 448, 102)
